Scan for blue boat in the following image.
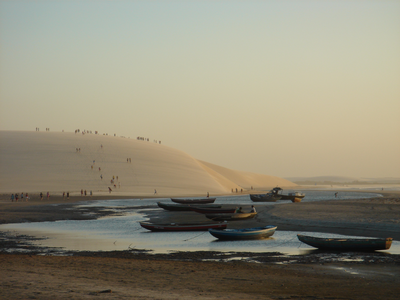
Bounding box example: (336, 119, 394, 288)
(208, 225, 277, 240)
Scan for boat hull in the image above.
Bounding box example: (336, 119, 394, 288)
(250, 194, 281, 202)
(171, 198, 216, 204)
(205, 213, 257, 221)
(157, 202, 221, 211)
(190, 207, 236, 214)
(139, 221, 227, 232)
(297, 234, 393, 251)
(209, 226, 277, 240)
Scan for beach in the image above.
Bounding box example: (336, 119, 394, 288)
(1, 192, 400, 299)
(1, 131, 400, 299)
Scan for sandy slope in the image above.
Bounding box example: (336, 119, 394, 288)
(0, 131, 296, 196)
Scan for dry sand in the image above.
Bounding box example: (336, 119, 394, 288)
(1, 253, 399, 300)
(0, 131, 295, 196)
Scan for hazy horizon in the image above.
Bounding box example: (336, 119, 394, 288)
(1, 1, 399, 179)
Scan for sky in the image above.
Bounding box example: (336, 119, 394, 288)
(1, 0, 399, 179)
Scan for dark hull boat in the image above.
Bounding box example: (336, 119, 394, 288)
(250, 194, 281, 202)
(209, 225, 277, 240)
(171, 198, 216, 204)
(139, 221, 227, 232)
(297, 234, 393, 251)
(157, 202, 221, 211)
(205, 212, 257, 221)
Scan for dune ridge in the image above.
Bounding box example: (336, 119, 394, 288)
(0, 131, 296, 196)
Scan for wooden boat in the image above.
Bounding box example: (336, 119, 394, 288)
(209, 225, 277, 240)
(189, 207, 236, 214)
(277, 190, 305, 203)
(157, 202, 221, 211)
(250, 193, 281, 202)
(297, 234, 393, 251)
(171, 198, 216, 204)
(205, 212, 257, 221)
(139, 221, 227, 232)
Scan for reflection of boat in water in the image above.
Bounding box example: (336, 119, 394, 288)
(171, 198, 216, 204)
(208, 225, 277, 240)
(139, 221, 227, 231)
(157, 202, 221, 211)
(205, 212, 257, 221)
(297, 234, 393, 251)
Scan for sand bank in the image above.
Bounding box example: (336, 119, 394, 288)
(0, 131, 296, 196)
(1, 253, 399, 300)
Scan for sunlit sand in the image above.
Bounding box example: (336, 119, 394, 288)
(0, 131, 296, 196)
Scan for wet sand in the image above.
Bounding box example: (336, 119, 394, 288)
(1, 192, 400, 299)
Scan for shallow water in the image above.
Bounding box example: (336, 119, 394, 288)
(1, 190, 399, 255)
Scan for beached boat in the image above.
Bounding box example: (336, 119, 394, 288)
(189, 207, 236, 214)
(208, 225, 277, 240)
(275, 187, 305, 202)
(297, 234, 393, 251)
(139, 221, 227, 232)
(171, 198, 216, 204)
(279, 192, 305, 202)
(205, 212, 257, 221)
(157, 202, 221, 211)
(250, 193, 281, 202)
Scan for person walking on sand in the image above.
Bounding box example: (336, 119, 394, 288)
(25, 193, 29, 202)
(47, 192, 50, 200)
(108, 187, 112, 193)
(15, 193, 19, 202)
(154, 189, 157, 195)
(67, 192, 69, 200)
(40, 192, 43, 201)
(10, 194, 14, 202)
(20, 193, 24, 201)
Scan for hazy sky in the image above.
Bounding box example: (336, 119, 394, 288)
(1, 0, 399, 178)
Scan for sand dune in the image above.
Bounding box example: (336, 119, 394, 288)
(0, 131, 296, 196)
